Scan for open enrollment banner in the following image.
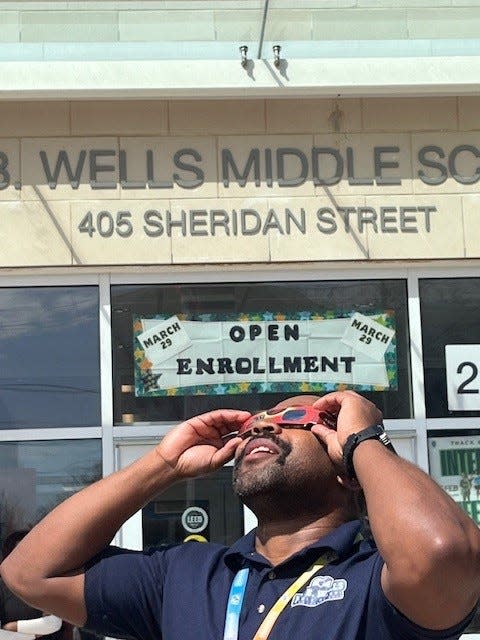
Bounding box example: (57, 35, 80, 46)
(133, 310, 397, 397)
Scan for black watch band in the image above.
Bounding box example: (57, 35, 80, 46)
(342, 424, 396, 481)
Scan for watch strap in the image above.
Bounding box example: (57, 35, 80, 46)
(342, 424, 396, 481)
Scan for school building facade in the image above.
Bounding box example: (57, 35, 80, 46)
(1, 7, 480, 633)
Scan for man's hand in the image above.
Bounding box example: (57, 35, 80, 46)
(310, 391, 383, 482)
(313, 390, 480, 631)
(156, 409, 250, 480)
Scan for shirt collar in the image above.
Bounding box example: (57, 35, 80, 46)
(224, 519, 364, 571)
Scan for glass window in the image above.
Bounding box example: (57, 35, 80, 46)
(428, 431, 480, 526)
(427, 429, 480, 633)
(0, 439, 102, 549)
(420, 278, 480, 418)
(142, 468, 243, 549)
(111, 279, 411, 424)
(0, 286, 100, 428)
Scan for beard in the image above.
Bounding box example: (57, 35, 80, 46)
(232, 434, 293, 501)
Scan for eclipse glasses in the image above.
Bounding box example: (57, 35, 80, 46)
(233, 405, 338, 440)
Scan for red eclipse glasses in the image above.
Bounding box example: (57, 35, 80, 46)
(236, 405, 337, 440)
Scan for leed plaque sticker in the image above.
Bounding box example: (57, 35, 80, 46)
(181, 506, 209, 534)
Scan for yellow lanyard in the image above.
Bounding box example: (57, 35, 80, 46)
(252, 549, 337, 640)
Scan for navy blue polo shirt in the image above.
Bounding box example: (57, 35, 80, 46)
(84, 520, 471, 640)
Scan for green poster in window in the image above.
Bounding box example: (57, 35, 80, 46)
(428, 435, 480, 526)
(132, 309, 397, 397)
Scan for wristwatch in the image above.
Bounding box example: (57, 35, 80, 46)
(342, 424, 396, 481)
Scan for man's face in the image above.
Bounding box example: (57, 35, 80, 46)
(232, 396, 338, 508)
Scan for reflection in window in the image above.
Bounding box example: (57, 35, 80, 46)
(112, 280, 411, 424)
(0, 287, 100, 428)
(143, 468, 243, 549)
(0, 439, 101, 549)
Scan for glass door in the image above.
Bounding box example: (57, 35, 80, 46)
(114, 441, 253, 550)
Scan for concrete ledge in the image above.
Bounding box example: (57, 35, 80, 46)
(1, 55, 480, 99)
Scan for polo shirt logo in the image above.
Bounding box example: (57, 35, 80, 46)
(291, 575, 347, 608)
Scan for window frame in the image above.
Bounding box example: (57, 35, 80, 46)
(0, 264, 479, 480)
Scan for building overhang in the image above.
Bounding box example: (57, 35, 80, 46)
(1, 55, 480, 100)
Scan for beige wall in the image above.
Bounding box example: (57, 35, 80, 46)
(1, 96, 480, 268)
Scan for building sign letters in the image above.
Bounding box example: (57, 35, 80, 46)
(74, 205, 436, 240)
(1, 135, 479, 266)
(2, 143, 480, 192)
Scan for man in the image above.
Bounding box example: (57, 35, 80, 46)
(1, 390, 479, 640)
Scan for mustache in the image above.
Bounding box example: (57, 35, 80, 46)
(233, 433, 292, 470)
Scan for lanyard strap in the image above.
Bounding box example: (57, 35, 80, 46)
(224, 568, 249, 640)
(223, 550, 336, 640)
(253, 551, 335, 640)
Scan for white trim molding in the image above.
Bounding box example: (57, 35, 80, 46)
(2, 56, 480, 100)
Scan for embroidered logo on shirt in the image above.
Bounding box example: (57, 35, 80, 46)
(291, 575, 347, 608)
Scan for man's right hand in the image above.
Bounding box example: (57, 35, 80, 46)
(155, 409, 250, 480)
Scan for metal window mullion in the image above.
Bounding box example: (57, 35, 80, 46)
(99, 273, 114, 477)
(0, 427, 102, 441)
(407, 269, 428, 472)
(0, 274, 99, 287)
(110, 266, 408, 286)
(427, 417, 480, 430)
